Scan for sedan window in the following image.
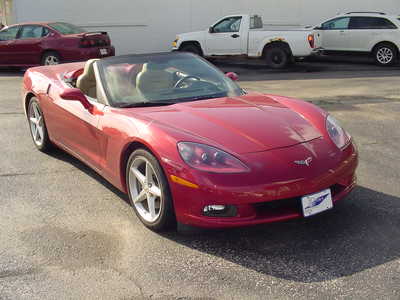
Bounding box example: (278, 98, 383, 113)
(48, 22, 86, 35)
(0, 26, 20, 41)
(322, 17, 350, 30)
(19, 25, 45, 39)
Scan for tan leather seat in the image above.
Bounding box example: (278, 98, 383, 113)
(136, 63, 174, 97)
(77, 59, 99, 98)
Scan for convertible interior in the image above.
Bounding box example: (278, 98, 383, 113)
(64, 54, 235, 107)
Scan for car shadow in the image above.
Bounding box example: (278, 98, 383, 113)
(46, 148, 129, 203)
(45, 148, 399, 283)
(161, 186, 400, 282)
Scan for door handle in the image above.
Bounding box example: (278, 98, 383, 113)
(231, 34, 240, 38)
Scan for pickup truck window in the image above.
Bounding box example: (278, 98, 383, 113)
(213, 17, 242, 33)
(349, 17, 397, 29)
(250, 15, 263, 29)
(322, 17, 350, 30)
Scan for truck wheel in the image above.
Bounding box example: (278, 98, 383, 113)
(373, 43, 397, 66)
(179, 44, 202, 56)
(265, 46, 290, 69)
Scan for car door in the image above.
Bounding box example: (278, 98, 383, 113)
(205, 16, 245, 55)
(13, 25, 48, 65)
(319, 17, 351, 51)
(0, 25, 20, 65)
(348, 17, 398, 51)
(44, 82, 105, 172)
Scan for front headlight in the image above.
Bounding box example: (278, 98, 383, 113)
(177, 142, 249, 173)
(326, 115, 351, 149)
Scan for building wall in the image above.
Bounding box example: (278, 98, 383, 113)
(13, 0, 400, 55)
(0, 0, 13, 26)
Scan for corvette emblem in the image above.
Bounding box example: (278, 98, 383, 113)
(294, 157, 313, 166)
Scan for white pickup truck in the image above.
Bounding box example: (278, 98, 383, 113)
(172, 14, 319, 69)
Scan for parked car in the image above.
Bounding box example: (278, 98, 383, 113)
(0, 22, 115, 67)
(22, 52, 358, 231)
(172, 14, 320, 69)
(315, 12, 400, 66)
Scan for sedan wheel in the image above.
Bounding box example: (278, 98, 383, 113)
(127, 149, 175, 230)
(42, 52, 61, 66)
(374, 45, 397, 66)
(28, 98, 51, 151)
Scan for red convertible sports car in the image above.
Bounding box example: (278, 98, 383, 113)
(22, 52, 358, 231)
(0, 22, 115, 67)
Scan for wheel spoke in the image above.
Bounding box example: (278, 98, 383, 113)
(147, 196, 156, 218)
(145, 162, 153, 183)
(37, 126, 44, 140)
(133, 190, 147, 204)
(149, 185, 161, 198)
(33, 105, 40, 119)
(30, 117, 37, 125)
(131, 166, 145, 185)
(34, 127, 40, 141)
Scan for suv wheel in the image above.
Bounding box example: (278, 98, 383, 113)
(374, 44, 397, 66)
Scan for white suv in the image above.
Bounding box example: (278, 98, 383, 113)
(315, 12, 400, 66)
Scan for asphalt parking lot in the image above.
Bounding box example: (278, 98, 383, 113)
(0, 59, 399, 300)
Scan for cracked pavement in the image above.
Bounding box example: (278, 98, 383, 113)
(0, 60, 399, 299)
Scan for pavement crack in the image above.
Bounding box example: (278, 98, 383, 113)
(110, 267, 145, 298)
(0, 169, 79, 178)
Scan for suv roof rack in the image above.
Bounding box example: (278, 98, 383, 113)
(345, 12, 386, 15)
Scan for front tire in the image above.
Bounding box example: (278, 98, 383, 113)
(264, 46, 290, 69)
(373, 44, 397, 66)
(27, 97, 52, 152)
(126, 149, 175, 231)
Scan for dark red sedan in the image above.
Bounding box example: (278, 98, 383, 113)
(0, 22, 115, 67)
(22, 52, 358, 231)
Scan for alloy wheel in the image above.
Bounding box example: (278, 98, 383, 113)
(376, 47, 394, 65)
(128, 156, 163, 223)
(29, 101, 45, 147)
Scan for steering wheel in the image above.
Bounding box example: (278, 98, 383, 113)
(174, 75, 201, 88)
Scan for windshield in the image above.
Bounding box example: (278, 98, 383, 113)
(97, 52, 244, 108)
(48, 22, 86, 35)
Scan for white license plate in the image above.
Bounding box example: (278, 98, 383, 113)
(100, 48, 108, 55)
(301, 189, 333, 217)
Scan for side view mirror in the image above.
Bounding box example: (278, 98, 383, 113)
(225, 72, 239, 81)
(60, 88, 92, 110)
(314, 26, 323, 30)
(208, 27, 214, 33)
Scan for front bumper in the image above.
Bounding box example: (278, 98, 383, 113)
(167, 138, 358, 229)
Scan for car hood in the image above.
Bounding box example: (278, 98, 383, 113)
(135, 93, 323, 154)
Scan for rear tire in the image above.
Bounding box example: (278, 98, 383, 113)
(264, 45, 290, 69)
(179, 44, 202, 56)
(373, 43, 398, 66)
(41, 51, 61, 66)
(126, 149, 175, 231)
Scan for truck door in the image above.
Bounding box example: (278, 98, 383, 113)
(205, 16, 246, 55)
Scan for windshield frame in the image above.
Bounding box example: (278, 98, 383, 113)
(96, 52, 244, 108)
